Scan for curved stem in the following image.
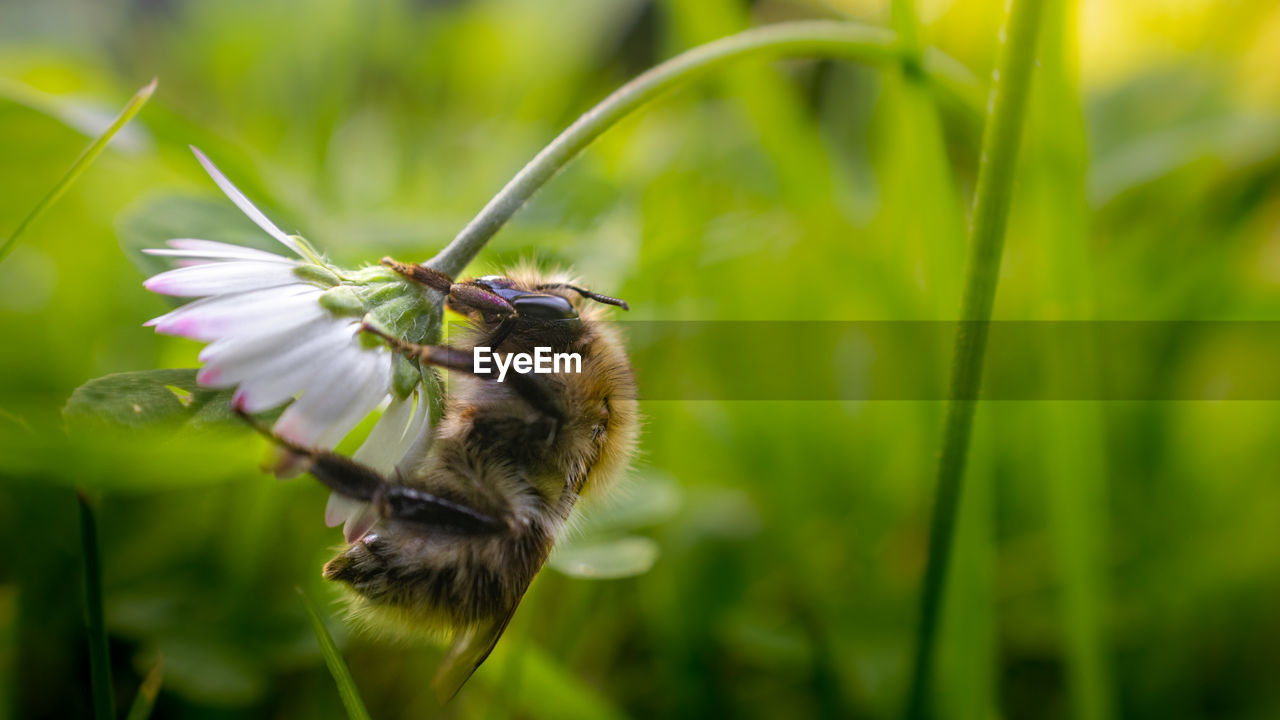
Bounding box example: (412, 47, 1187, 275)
(428, 20, 983, 277)
(904, 1, 1045, 718)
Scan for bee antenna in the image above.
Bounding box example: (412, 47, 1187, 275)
(538, 283, 630, 311)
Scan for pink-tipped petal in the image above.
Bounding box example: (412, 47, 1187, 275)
(144, 260, 301, 297)
(196, 366, 225, 387)
(147, 285, 319, 342)
(199, 321, 351, 405)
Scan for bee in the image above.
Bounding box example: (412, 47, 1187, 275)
(239, 258, 638, 700)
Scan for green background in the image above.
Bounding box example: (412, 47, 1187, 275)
(3, 0, 1280, 718)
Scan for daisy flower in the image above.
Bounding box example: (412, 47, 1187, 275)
(143, 146, 440, 541)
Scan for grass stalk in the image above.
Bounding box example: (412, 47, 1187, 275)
(904, 1, 1046, 718)
(0, 78, 156, 265)
(124, 656, 164, 720)
(428, 20, 982, 277)
(890, 0, 922, 72)
(77, 491, 114, 720)
(1034, 1, 1113, 716)
(298, 588, 372, 720)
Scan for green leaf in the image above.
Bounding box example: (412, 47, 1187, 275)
(63, 369, 282, 434)
(297, 589, 371, 720)
(64, 369, 246, 431)
(0, 78, 156, 265)
(549, 536, 659, 580)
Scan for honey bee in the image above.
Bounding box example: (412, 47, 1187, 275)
(239, 259, 638, 700)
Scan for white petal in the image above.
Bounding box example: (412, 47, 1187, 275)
(325, 493, 364, 527)
(144, 260, 302, 297)
(190, 146, 307, 257)
(355, 395, 417, 474)
(198, 318, 351, 390)
(273, 343, 390, 447)
(251, 358, 352, 441)
(323, 494, 379, 541)
(313, 352, 393, 448)
(149, 286, 321, 341)
(144, 243, 292, 264)
(167, 239, 294, 262)
(147, 285, 311, 326)
(230, 363, 329, 412)
(394, 387, 435, 473)
(196, 307, 330, 366)
(228, 328, 353, 412)
(343, 505, 379, 543)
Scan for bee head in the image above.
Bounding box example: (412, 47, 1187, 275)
(462, 275, 581, 325)
(445, 273, 628, 330)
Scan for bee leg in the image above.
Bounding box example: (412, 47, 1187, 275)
(380, 257, 516, 322)
(360, 321, 566, 439)
(234, 407, 391, 500)
(234, 408, 503, 534)
(359, 321, 477, 375)
(376, 485, 504, 534)
(379, 256, 453, 292)
(448, 283, 517, 323)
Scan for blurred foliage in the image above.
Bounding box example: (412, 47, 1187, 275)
(3, 0, 1280, 718)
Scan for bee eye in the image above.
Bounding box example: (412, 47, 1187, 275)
(512, 293, 577, 320)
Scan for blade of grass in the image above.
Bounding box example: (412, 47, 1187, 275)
(0, 77, 157, 265)
(887, 2, 996, 715)
(124, 656, 164, 720)
(935, 417, 997, 719)
(904, 1, 1046, 718)
(297, 588, 372, 720)
(77, 490, 114, 720)
(1029, 0, 1113, 716)
(0, 585, 16, 718)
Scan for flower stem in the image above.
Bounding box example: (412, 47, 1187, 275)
(428, 20, 982, 277)
(904, 1, 1045, 718)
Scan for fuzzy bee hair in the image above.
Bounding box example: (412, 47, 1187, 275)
(255, 263, 639, 700)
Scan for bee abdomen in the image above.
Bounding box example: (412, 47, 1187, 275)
(325, 522, 551, 626)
